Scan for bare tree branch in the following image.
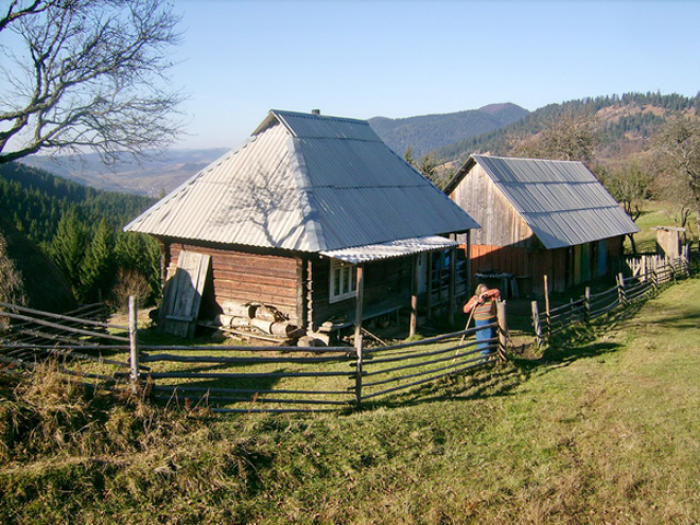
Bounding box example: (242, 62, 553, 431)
(0, 0, 184, 165)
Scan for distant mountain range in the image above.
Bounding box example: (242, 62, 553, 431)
(368, 103, 529, 159)
(20, 148, 229, 197)
(432, 92, 700, 166)
(17, 93, 700, 197)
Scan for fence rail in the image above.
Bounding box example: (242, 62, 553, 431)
(1, 297, 509, 413)
(532, 252, 690, 345)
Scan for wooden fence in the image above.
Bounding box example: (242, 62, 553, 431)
(531, 253, 690, 345)
(1, 297, 509, 413)
(0, 300, 131, 380)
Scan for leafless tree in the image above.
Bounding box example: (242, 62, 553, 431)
(0, 0, 184, 165)
(601, 158, 654, 255)
(654, 116, 700, 213)
(507, 110, 598, 164)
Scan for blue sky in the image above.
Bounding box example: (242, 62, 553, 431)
(9, 0, 700, 152)
(170, 0, 700, 149)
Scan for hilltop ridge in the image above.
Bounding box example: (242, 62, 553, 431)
(368, 103, 529, 158)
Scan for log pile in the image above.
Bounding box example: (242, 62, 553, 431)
(211, 301, 304, 342)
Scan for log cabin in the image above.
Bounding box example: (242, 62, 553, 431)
(444, 155, 639, 295)
(125, 110, 479, 340)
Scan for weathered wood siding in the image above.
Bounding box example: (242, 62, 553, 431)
(449, 164, 629, 295)
(308, 256, 412, 331)
(162, 239, 303, 326)
(449, 163, 535, 247)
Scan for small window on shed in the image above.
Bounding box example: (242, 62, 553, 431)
(329, 259, 356, 303)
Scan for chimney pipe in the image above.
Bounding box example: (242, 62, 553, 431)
(311, 109, 320, 116)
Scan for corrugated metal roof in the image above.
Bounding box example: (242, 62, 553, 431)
(453, 155, 639, 250)
(125, 110, 479, 252)
(321, 235, 458, 264)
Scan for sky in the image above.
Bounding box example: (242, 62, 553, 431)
(168, 0, 700, 150)
(4, 0, 700, 152)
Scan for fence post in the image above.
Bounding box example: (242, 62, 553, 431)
(496, 300, 508, 362)
(543, 275, 551, 341)
(617, 272, 626, 306)
(584, 287, 591, 323)
(531, 300, 543, 348)
(128, 295, 140, 394)
(670, 258, 677, 282)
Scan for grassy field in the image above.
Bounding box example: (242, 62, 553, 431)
(1, 277, 699, 523)
(625, 199, 696, 254)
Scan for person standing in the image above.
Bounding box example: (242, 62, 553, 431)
(463, 284, 500, 355)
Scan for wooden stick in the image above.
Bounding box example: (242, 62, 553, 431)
(129, 296, 140, 391)
(0, 311, 128, 342)
(151, 385, 350, 396)
(361, 358, 495, 400)
(139, 370, 352, 380)
(544, 275, 551, 340)
(363, 345, 487, 378)
(361, 338, 482, 366)
(0, 301, 124, 330)
(152, 395, 350, 406)
(141, 353, 350, 364)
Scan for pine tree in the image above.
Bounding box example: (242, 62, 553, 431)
(50, 210, 88, 295)
(79, 219, 115, 303)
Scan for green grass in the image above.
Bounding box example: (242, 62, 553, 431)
(625, 199, 696, 254)
(1, 278, 700, 523)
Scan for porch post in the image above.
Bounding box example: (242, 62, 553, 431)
(354, 265, 365, 408)
(448, 245, 456, 326)
(409, 254, 419, 337)
(466, 230, 472, 299)
(426, 252, 433, 321)
(354, 265, 365, 347)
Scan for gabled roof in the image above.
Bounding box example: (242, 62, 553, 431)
(125, 110, 478, 254)
(445, 155, 639, 250)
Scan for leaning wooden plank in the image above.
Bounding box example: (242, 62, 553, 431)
(160, 251, 211, 338)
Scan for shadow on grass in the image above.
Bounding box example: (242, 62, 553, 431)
(363, 321, 625, 412)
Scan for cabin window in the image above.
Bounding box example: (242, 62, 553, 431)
(329, 259, 356, 303)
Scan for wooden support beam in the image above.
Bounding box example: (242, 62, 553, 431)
(466, 230, 472, 300)
(426, 251, 433, 320)
(496, 300, 508, 361)
(410, 254, 419, 337)
(354, 265, 365, 409)
(128, 296, 140, 393)
(448, 246, 456, 326)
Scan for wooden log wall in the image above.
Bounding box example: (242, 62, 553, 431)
(165, 240, 303, 326)
(309, 256, 412, 331)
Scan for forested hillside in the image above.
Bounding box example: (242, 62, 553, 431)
(0, 162, 160, 305)
(368, 103, 529, 158)
(0, 163, 154, 245)
(432, 92, 700, 165)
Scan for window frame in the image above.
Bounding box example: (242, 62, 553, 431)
(329, 258, 357, 303)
